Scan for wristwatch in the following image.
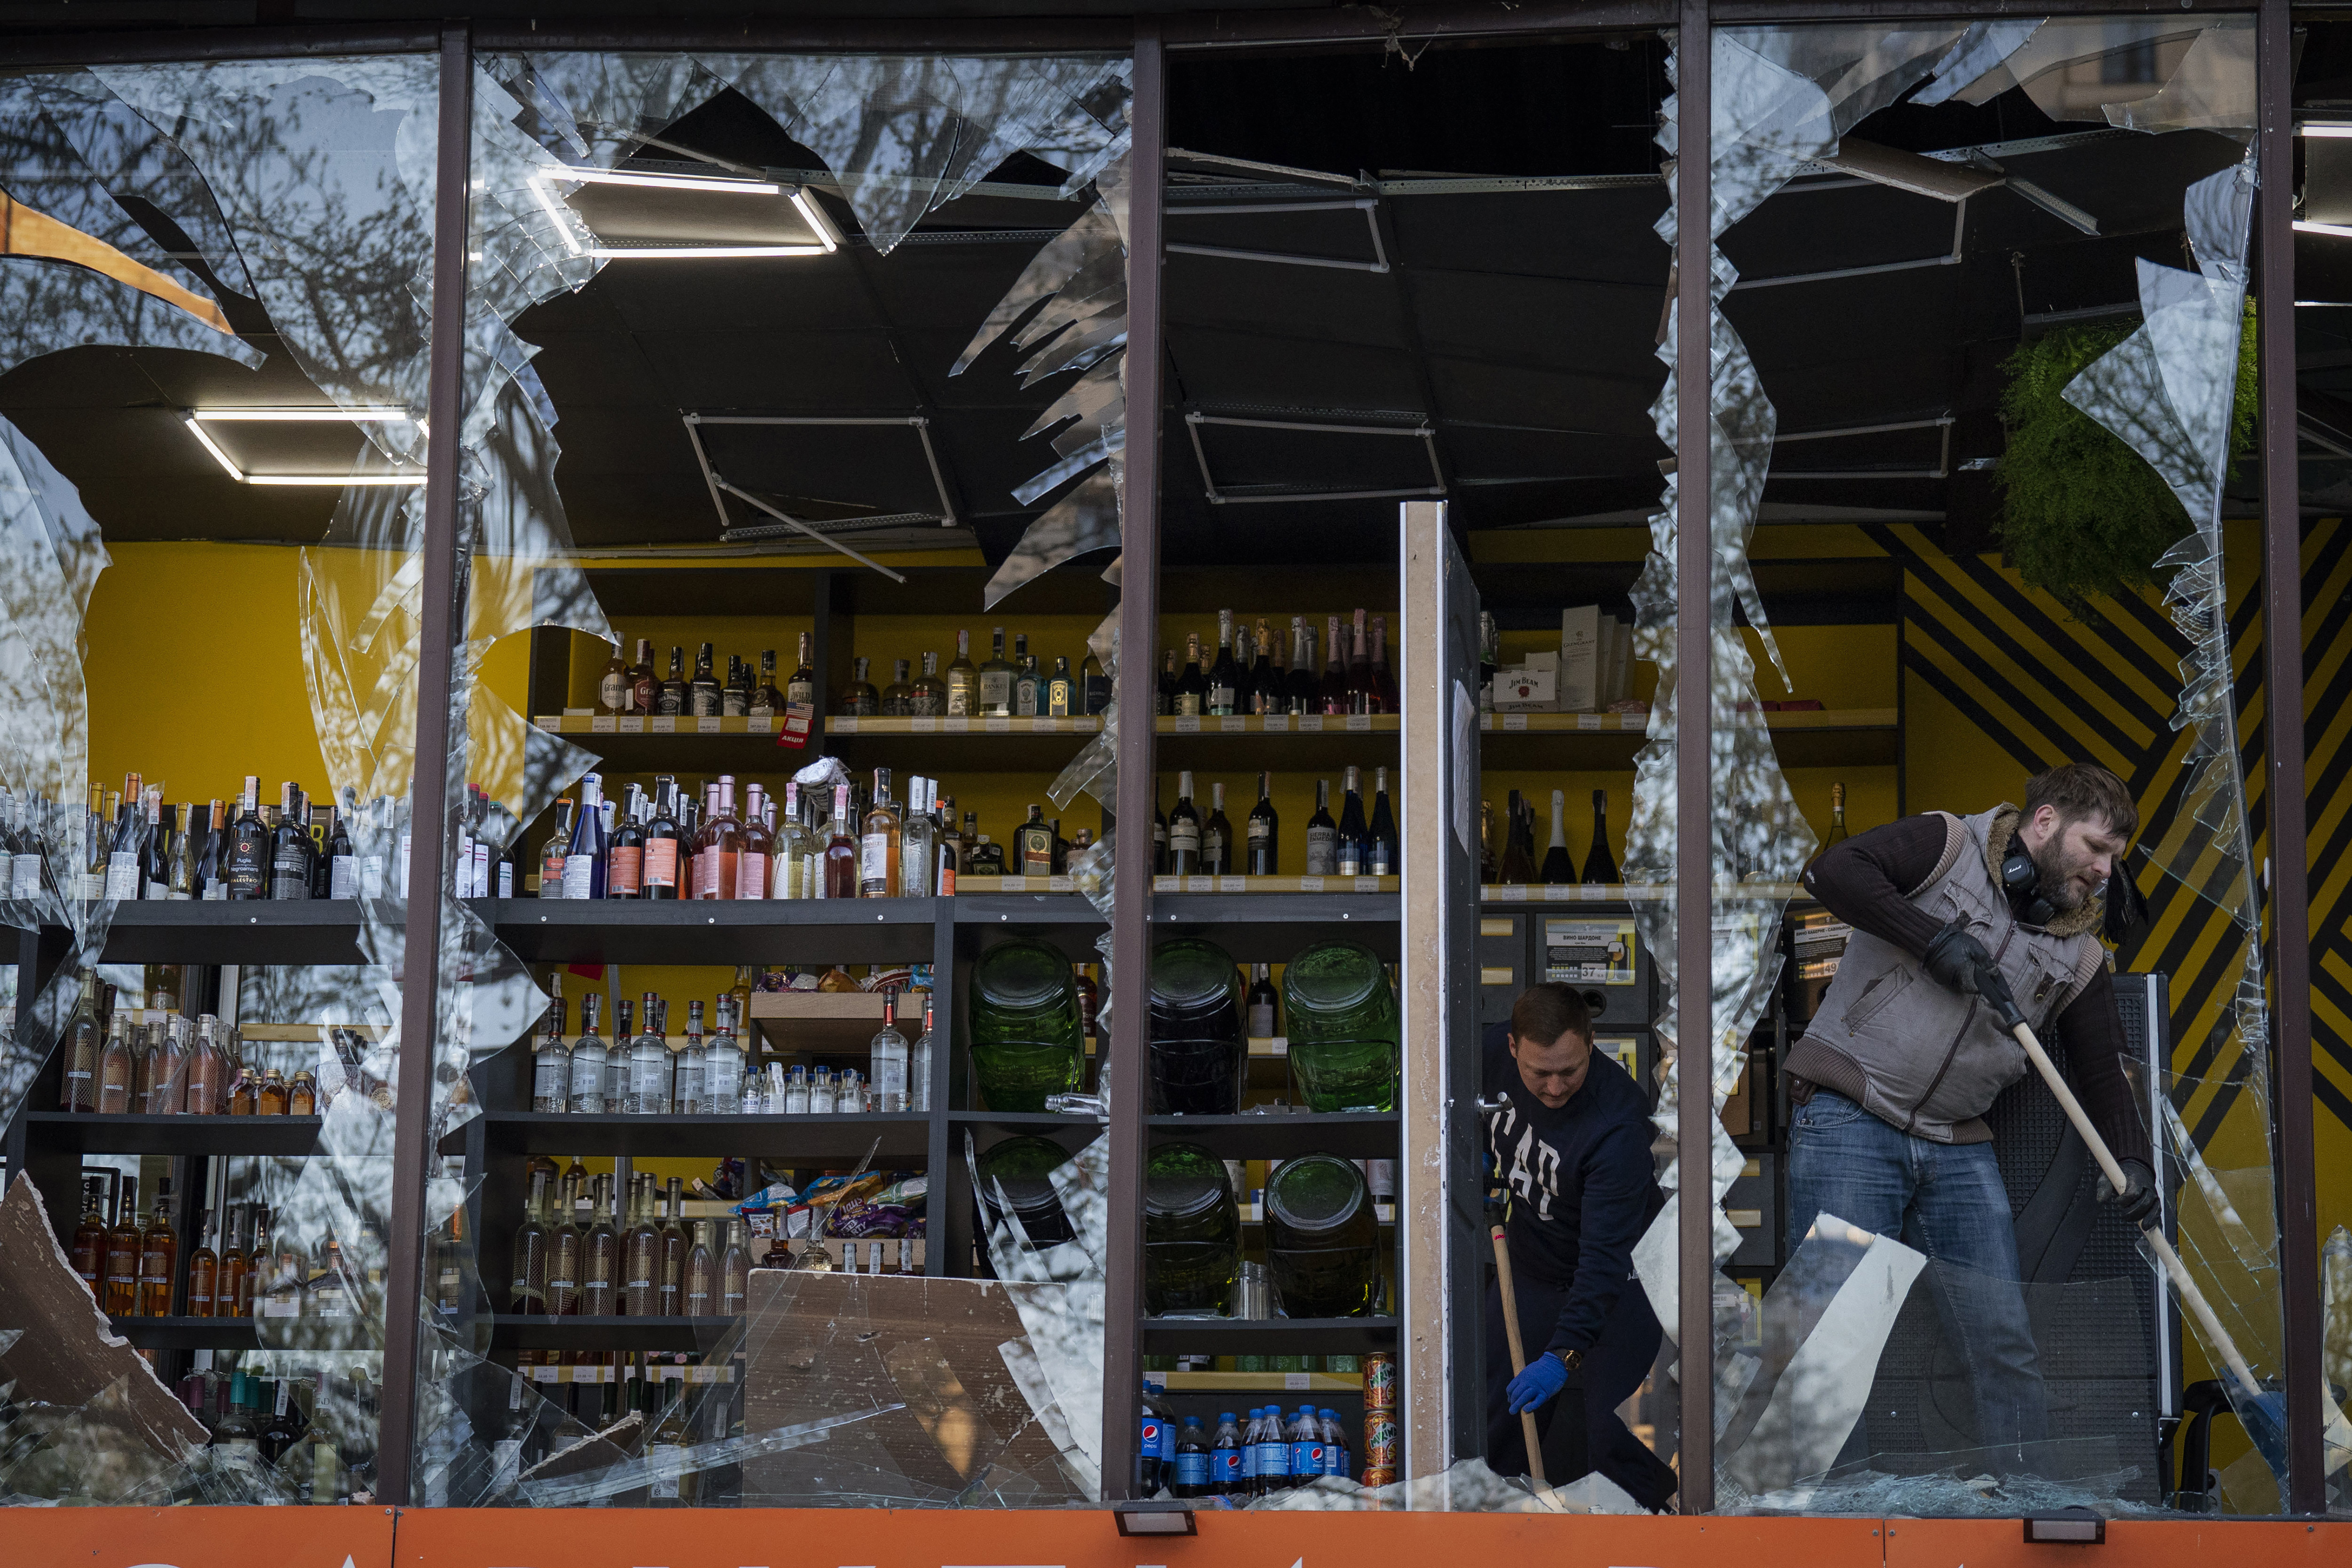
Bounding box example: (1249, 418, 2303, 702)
(1550, 1348, 1583, 1373)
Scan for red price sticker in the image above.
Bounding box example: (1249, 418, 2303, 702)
(776, 702, 815, 749)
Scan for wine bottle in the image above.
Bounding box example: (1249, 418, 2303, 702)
(1167, 772, 1201, 875)
(1581, 789, 1619, 885)
(1304, 781, 1338, 876)
(1540, 790, 1573, 884)
(1318, 616, 1348, 715)
(1246, 771, 1279, 875)
(1207, 610, 1241, 716)
(1203, 782, 1232, 876)
(563, 774, 607, 900)
(1497, 790, 1536, 884)
(1368, 767, 1398, 876)
(1175, 633, 1207, 717)
(1335, 766, 1369, 876)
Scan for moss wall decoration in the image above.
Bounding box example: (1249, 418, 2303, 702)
(1993, 296, 2257, 614)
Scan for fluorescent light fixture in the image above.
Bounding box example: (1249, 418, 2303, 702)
(2299, 123, 2352, 137)
(2296, 220, 2352, 238)
(181, 407, 426, 486)
(528, 163, 840, 260)
(1110, 1501, 1196, 1536)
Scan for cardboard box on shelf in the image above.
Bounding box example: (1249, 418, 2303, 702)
(1492, 649, 1560, 711)
(1560, 605, 1601, 711)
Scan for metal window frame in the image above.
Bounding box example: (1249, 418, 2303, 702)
(0, 0, 2321, 1519)
(1167, 195, 1393, 273)
(1184, 409, 1445, 504)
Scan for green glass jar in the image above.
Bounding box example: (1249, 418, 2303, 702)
(972, 1134, 1076, 1271)
(1264, 1153, 1381, 1317)
(966, 937, 1084, 1112)
(1143, 1142, 1240, 1317)
(1148, 937, 1245, 1115)
(1280, 941, 1399, 1112)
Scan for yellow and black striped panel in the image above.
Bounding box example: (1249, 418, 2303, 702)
(1867, 519, 2352, 1196)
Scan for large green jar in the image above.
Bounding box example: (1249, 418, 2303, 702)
(1143, 1142, 1240, 1317)
(972, 1134, 1077, 1276)
(1148, 937, 1245, 1114)
(1280, 940, 1399, 1112)
(967, 937, 1084, 1112)
(1264, 1153, 1381, 1317)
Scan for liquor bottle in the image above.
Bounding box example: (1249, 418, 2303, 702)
(240, 1205, 270, 1318)
(596, 644, 630, 715)
(721, 1218, 750, 1314)
(1582, 789, 1619, 885)
(583, 1176, 619, 1315)
(1480, 801, 1497, 884)
(829, 655, 874, 716)
(1318, 616, 1350, 715)
(705, 996, 746, 1116)
(910, 995, 935, 1112)
(510, 1169, 550, 1313)
(646, 1364, 697, 1505)
(535, 799, 571, 898)
(1167, 772, 1201, 875)
(945, 630, 978, 716)
(658, 645, 688, 715)
(691, 775, 743, 900)
(96, 1011, 133, 1113)
(1014, 639, 1043, 716)
(152, 1015, 189, 1114)
(1047, 654, 1074, 717)
(1304, 781, 1338, 876)
(225, 778, 269, 900)
(1158, 646, 1178, 715)
(689, 642, 722, 716)
(963, 811, 1003, 876)
(880, 658, 915, 716)
(70, 1179, 106, 1296)
(136, 1180, 177, 1316)
(1246, 964, 1279, 1038)
(722, 654, 750, 717)
(306, 801, 335, 899)
(898, 776, 936, 898)
(546, 1170, 583, 1316)
(270, 784, 314, 900)
(1287, 618, 1319, 715)
(103, 1176, 139, 1315)
(260, 1059, 290, 1115)
(859, 769, 901, 898)
(738, 782, 773, 900)
(628, 993, 668, 1114)
(624, 1175, 660, 1317)
(869, 989, 909, 1112)
(1207, 610, 1242, 715)
(1368, 767, 1399, 876)
(1080, 646, 1111, 714)
(787, 632, 817, 710)
(1369, 614, 1398, 712)
(176, 1190, 219, 1318)
(684, 1221, 716, 1316)
(1246, 773, 1278, 875)
(324, 806, 355, 898)
(604, 998, 630, 1113)
(1174, 632, 1208, 717)
(531, 994, 569, 1113)
(1499, 790, 1537, 884)
(658, 1177, 688, 1316)
(217, 1203, 250, 1318)
(640, 776, 682, 900)
(979, 626, 1016, 716)
(563, 773, 607, 899)
(432, 1204, 466, 1317)
(568, 993, 608, 1116)
(771, 782, 810, 899)
(824, 783, 859, 898)
(139, 790, 170, 899)
(1073, 962, 1100, 1045)
(669, 998, 702, 1114)
(1201, 782, 1232, 875)
(629, 637, 658, 714)
(1016, 804, 1056, 878)
(60, 968, 98, 1111)
(908, 649, 946, 719)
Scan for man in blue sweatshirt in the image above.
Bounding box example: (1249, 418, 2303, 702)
(1481, 983, 1677, 1508)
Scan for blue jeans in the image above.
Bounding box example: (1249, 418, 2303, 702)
(1784, 1089, 2050, 1453)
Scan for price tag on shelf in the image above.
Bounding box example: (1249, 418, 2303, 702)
(1495, 884, 1528, 902)
(1048, 875, 1074, 892)
(1262, 714, 1289, 732)
(650, 716, 676, 734)
(1078, 716, 1100, 731)
(1220, 716, 1248, 732)
(1285, 1372, 1311, 1390)
(685, 1366, 731, 1384)
(747, 715, 773, 733)
(1346, 713, 1371, 731)
(999, 875, 1028, 891)
(829, 714, 858, 733)
(1030, 718, 1062, 733)
(535, 715, 561, 731)
(619, 716, 644, 733)
(533, 1365, 560, 1382)
(1581, 884, 1612, 901)
(1577, 713, 1604, 731)
(1623, 713, 1647, 730)
(1543, 885, 1572, 901)
(945, 717, 970, 734)
(1218, 876, 1248, 893)
(1299, 875, 1326, 892)
(1153, 875, 1178, 892)
(1173, 715, 1200, 733)
(1298, 715, 1325, 732)
(1355, 877, 1383, 893)
(1502, 713, 1528, 731)
(1185, 876, 1214, 893)
(696, 716, 721, 734)
(985, 716, 1012, 733)
(591, 715, 616, 733)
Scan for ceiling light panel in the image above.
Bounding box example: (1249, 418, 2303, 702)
(181, 407, 426, 486)
(531, 164, 840, 260)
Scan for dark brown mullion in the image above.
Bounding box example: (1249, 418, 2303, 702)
(375, 22, 474, 1510)
(1673, 0, 1718, 1515)
(2258, 0, 2325, 1514)
(1100, 16, 1167, 1504)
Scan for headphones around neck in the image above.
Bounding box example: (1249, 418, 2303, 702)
(2000, 838, 2056, 928)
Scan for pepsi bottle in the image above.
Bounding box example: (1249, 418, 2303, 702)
(1172, 1416, 1210, 1498)
(1251, 1406, 1291, 1495)
(1138, 1382, 1167, 1494)
(1319, 1406, 1350, 1479)
(1211, 1410, 1243, 1497)
(1286, 1405, 1323, 1485)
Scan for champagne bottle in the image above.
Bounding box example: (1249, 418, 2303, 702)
(1539, 789, 1573, 884)
(1581, 789, 1619, 885)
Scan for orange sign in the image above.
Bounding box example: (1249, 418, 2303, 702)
(5, 1504, 396, 1568)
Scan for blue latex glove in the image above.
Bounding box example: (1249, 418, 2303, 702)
(1506, 1350, 1571, 1414)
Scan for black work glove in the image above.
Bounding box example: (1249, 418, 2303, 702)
(1922, 920, 2024, 1028)
(2100, 1157, 2160, 1228)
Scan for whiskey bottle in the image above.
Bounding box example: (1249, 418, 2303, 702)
(629, 637, 658, 714)
(721, 654, 750, 717)
(1167, 772, 1201, 875)
(1581, 789, 1620, 885)
(658, 645, 688, 715)
(689, 642, 722, 717)
(787, 632, 817, 709)
(136, 1180, 176, 1316)
(1304, 781, 1338, 876)
(70, 1178, 106, 1296)
(945, 630, 978, 716)
(1246, 773, 1279, 875)
(221, 1203, 252, 1318)
(979, 626, 1016, 716)
(187, 1194, 220, 1318)
(595, 645, 629, 716)
(102, 1176, 140, 1315)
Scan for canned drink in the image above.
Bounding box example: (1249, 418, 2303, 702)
(1362, 1466, 1397, 1489)
(1363, 1351, 1397, 1409)
(1364, 1412, 1399, 1470)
